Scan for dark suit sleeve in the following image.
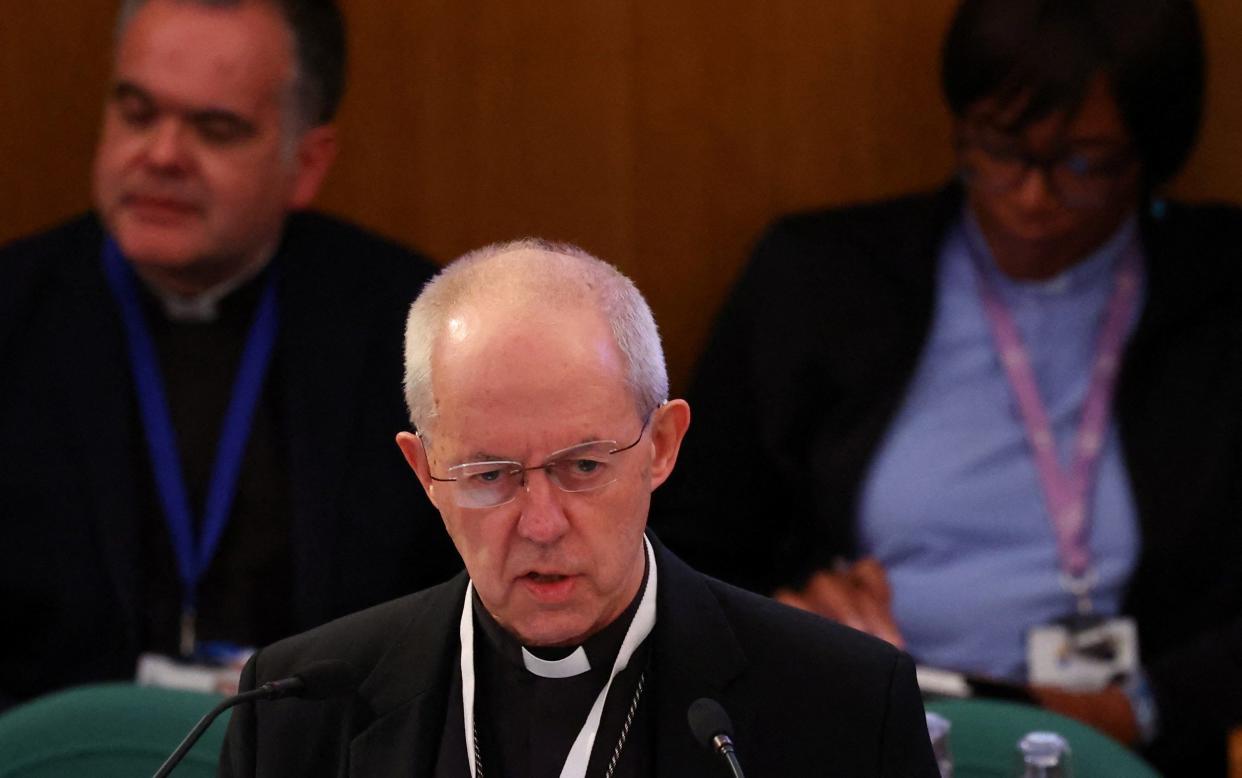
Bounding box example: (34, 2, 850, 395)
(656, 192, 950, 599)
(1121, 202, 1242, 774)
(218, 652, 261, 778)
(880, 652, 939, 778)
(1144, 617, 1242, 771)
(653, 218, 841, 595)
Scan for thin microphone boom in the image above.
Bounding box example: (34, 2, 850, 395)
(687, 697, 747, 778)
(152, 659, 356, 778)
(152, 685, 271, 778)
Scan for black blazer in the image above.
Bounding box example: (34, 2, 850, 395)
(655, 185, 1242, 775)
(0, 212, 462, 706)
(219, 537, 938, 777)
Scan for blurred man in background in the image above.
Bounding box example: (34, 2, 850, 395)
(0, 0, 460, 707)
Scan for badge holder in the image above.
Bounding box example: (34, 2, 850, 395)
(136, 608, 253, 695)
(1027, 571, 1138, 691)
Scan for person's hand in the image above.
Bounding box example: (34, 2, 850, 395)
(1031, 684, 1140, 746)
(774, 558, 906, 648)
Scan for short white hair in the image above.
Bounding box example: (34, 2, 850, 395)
(403, 238, 668, 432)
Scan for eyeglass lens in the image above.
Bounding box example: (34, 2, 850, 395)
(960, 140, 1132, 208)
(446, 441, 622, 508)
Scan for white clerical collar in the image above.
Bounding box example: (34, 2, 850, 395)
(137, 249, 274, 323)
(459, 537, 658, 778)
(476, 552, 650, 679)
(962, 206, 1139, 297)
(521, 645, 591, 678)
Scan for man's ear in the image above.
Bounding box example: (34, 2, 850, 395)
(648, 399, 690, 491)
(396, 431, 439, 507)
(288, 123, 339, 209)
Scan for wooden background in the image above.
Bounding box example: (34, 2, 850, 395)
(3, 0, 1239, 391)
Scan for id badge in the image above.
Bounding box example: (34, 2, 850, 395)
(1027, 616, 1138, 691)
(136, 646, 253, 696)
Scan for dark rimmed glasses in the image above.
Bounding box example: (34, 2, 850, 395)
(957, 131, 1136, 209)
(423, 411, 656, 509)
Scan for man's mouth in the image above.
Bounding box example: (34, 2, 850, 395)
(525, 572, 568, 583)
(122, 194, 201, 218)
(519, 571, 577, 601)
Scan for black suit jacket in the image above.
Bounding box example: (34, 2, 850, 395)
(219, 537, 938, 777)
(655, 185, 1242, 775)
(0, 212, 462, 705)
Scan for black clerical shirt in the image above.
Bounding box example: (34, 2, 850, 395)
(434, 568, 653, 778)
(136, 263, 293, 656)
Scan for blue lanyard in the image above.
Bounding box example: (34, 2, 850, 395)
(102, 239, 279, 655)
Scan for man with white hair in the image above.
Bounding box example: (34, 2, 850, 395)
(220, 239, 937, 777)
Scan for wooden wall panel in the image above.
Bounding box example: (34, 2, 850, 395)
(0, 3, 113, 239)
(2, 0, 1239, 390)
(1174, 0, 1242, 204)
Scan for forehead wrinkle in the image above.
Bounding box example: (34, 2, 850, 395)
(452, 437, 611, 467)
(430, 400, 624, 468)
(440, 427, 617, 466)
(470, 454, 513, 464)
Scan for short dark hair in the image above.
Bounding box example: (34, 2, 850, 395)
(941, 0, 1204, 188)
(118, 0, 346, 126)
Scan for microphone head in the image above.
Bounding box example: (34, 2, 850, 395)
(687, 697, 734, 749)
(291, 660, 359, 701)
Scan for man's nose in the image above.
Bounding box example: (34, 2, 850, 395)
(143, 118, 193, 172)
(515, 468, 570, 545)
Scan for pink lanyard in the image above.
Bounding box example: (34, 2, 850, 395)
(966, 228, 1142, 613)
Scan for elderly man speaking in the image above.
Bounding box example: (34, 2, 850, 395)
(219, 240, 937, 777)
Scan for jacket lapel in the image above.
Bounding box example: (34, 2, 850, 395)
(349, 574, 468, 778)
(870, 182, 961, 298)
(649, 539, 750, 777)
(344, 546, 754, 777)
(274, 222, 373, 630)
(349, 692, 449, 778)
(55, 226, 144, 646)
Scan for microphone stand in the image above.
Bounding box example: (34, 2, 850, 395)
(711, 733, 746, 778)
(152, 686, 269, 778)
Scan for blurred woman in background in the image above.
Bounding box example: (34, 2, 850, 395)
(658, 1, 1242, 774)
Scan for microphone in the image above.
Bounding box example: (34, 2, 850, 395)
(687, 697, 747, 778)
(152, 659, 357, 778)
(255, 658, 357, 702)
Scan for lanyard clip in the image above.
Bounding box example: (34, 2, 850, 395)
(1059, 569, 1098, 616)
(180, 607, 197, 659)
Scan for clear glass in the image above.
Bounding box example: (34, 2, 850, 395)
(925, 712, 954, 778)
(1015, 731, 1073, 778)
(442, 440, 623, 508)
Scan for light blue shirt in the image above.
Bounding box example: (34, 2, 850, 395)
(857, 212, 1143, 682)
